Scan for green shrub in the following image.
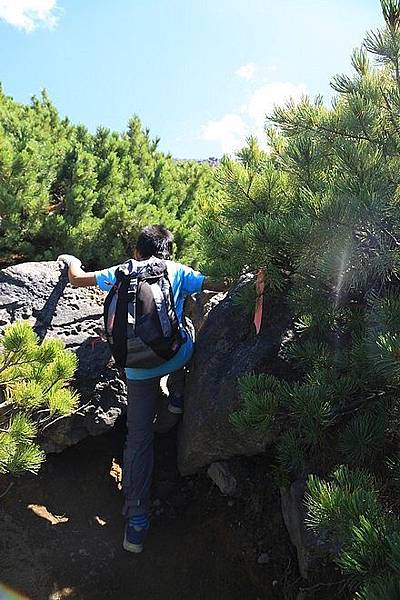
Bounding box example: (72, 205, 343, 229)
(306, 466, 400, 594)
(222, 1, 400, 596)
(0, 321, 78, 475)
(0, 89, 218, 269)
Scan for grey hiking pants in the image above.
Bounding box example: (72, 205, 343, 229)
(122, 368, 185, 518)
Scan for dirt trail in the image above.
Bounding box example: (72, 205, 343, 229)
(0, 421, 292, 600)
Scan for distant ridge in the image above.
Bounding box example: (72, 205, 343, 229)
(174, 157, 220, 167)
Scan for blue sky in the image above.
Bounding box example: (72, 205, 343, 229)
(0, 0, 383, 158)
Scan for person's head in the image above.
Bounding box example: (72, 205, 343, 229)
(134, 225, 174, 260)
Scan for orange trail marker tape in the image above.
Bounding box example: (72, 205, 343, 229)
(254, 269, 265, 335)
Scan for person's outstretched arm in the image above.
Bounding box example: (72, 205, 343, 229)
(202, 277, 230, 292)
(180, 264, 229, 295)
(57, 254, 96, 288)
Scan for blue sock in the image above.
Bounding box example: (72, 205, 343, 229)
(129, 514, 149, 530)
(169, 393, 184, 412)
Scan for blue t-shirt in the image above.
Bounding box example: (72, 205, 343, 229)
(95, 260, 205, 380)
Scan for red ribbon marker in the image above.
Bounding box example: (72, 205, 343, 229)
(254, 269, 265, 335)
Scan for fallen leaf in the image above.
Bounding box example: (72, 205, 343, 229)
(28, 504, 69, 525)
(109, 458, 122, 490)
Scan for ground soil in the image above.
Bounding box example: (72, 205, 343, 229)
(0, 420, 299, 600)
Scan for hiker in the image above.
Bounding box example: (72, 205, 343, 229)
(57, 224, 226, 553)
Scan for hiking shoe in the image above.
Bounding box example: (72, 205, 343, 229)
(153, 395, 180, 433)
(168, 393, 184, 415)
(123, 515, 149, 553)
(153, 408, 180, 433)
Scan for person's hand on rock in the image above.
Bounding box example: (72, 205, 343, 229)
(57, 254, 82, 267)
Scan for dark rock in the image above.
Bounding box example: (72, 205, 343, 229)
(280, 480, 311, 580)
(0, 261, 126, 452)
(280, 478, 334, 581)
(207, 461, 238, 496)
(177, 278, 292, 475)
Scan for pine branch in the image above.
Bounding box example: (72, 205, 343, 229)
(272, 113, 380, 145)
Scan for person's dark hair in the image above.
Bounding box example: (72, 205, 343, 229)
(135, 225, 174, 260)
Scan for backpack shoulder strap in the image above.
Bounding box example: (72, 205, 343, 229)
(115, 259, 141, 281)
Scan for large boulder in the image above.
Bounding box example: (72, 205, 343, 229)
(0, 261, 126, 452)
(177, 280, 292, 475)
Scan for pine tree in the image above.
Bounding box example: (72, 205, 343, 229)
(0, 321, 78, 475)
(0, 88, 216, 269)
(201, 1, 400, 595)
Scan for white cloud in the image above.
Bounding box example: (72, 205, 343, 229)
(200, 113, 248, 155)
(200, 81, 307, 155)
(236, 63, 257, 81)
(0, 0, 60, 32)
(244, 81, 307, 129)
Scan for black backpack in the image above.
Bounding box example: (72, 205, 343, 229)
(104, 257, 183, 369)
